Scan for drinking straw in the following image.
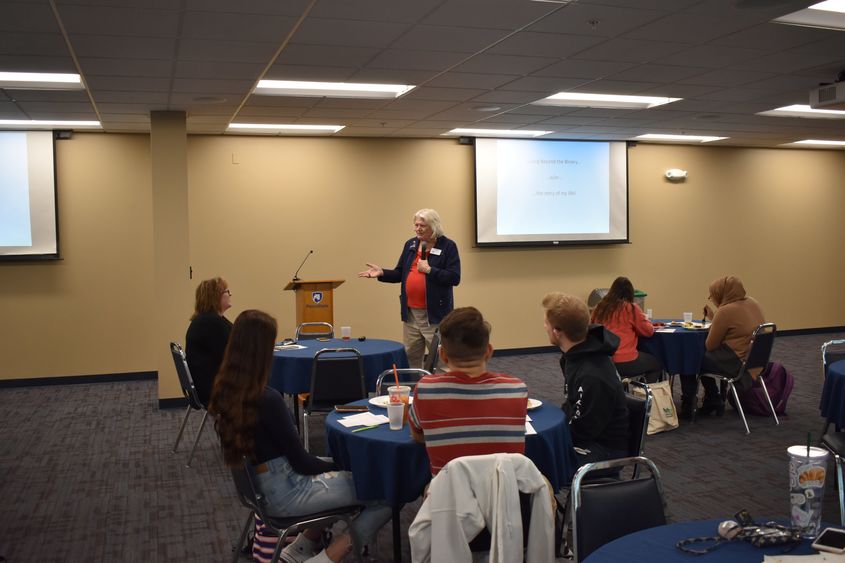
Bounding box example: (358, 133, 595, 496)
(392, 363, 400, 389)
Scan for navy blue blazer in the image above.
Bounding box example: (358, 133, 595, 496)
(379, 235, 461, 324)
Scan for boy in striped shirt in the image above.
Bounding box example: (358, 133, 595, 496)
(409, 306, 528, 475)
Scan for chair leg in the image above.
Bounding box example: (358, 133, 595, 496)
(729, 383, 750, 434)
(232, 511, 255, 563)
(756, 376, 780, 425)
(172, 405, 192, 453)
(303, 412, 310, 452)
(821, 422, 832, 445)
(271, 525, 294, 563)
(185, 410, 209, 468)
(837, 457, 845, 527)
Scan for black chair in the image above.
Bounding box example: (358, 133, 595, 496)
(302, 348, 365, 451)
(373, 368, 430, 395)
(295, 322, 334, 341)
(821, 431, 845, 526)
(821, 339, 845, 438)
(424, 329, 441, 374)
(229, 457, 363, 563)
(697, 322, 777, 434)
(170, 341, 210, 468)
(571, 456, 667, 562)
(554, 384, 652, 555)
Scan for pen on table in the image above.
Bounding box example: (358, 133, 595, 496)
(352, 424, 381, 433)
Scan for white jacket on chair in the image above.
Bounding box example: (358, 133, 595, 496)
(408, 453, 555, 563)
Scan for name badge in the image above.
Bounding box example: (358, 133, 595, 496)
(429, 248, 442, 256)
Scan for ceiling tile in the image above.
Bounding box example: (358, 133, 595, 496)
(454, 53, 558, 75)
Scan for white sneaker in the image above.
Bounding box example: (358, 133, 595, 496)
(280, 533, 318, 563)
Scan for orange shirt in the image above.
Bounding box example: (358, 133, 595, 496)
(405, 247, 426, 309)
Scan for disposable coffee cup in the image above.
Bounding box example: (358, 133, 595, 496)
(341, 326, 351, 340)
(388, 385, 411, 423)
(387, 403, 404, 430)
(788, 445, 829, 537)
(683, 312, 693, 324)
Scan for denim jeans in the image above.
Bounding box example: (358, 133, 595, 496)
(256, 456, 391, 545)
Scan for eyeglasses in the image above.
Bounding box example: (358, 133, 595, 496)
(222, 289, 232, 296)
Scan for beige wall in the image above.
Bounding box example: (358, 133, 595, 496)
(2, 134, 844, 399)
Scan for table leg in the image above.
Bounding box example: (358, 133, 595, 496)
(392, 505, 402, 562)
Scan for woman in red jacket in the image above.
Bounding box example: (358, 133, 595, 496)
(591, 277, 663, 383)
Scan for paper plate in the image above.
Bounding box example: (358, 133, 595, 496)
(369, 395, 414, 408)
(527, 398, 542, 410)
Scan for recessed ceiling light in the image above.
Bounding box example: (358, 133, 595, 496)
(533, 92, 681, 109)
(192, 96, 228, 104)
(472, 105, 502, 112)
(790, 139, 845, 147)
(0, 119, 100, 128)
(773, 1, 845, 30)
(0, 71, 84, 90)
(758, 104, 845, 119)
(445, 128, 553, 138)
(635, 133, 728, 143)
(254, 80, 414, 99)
(227, 123, 345, 134)
(808, 0, 845, 14)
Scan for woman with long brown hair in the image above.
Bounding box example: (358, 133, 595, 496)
(185, 277, 233, 406)
(210, 310, 390, 563)
(591, 277, 663, 384)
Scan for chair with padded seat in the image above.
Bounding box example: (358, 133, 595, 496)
(696, 322, 778, 434)
(373, 368, 430, 396)
(571, 456, 667, 562)
(301, 348, 366, 451)
(821, 339, 845, 438)
(229, 457, 363, 563)
(170, 341, 210, 468)
(295, 322, 334, 341)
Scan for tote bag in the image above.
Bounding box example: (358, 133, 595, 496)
(633, 380, 679, 434)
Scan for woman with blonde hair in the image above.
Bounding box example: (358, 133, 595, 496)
(185, 277, 232, 406)
(210, 310, 390, 563)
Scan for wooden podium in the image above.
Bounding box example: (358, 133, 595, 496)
(284, 279, 344, 333)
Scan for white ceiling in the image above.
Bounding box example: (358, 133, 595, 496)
(2, 0, 845, 147)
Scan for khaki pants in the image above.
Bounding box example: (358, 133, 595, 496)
(403, 308, 440, 370)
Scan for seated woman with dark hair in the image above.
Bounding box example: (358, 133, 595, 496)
(591, 276, 663, 384)
(185, 277, 233, 406)
(209, 310, 390, 563)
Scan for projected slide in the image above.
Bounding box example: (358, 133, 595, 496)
(496, 140, 609, 235)
(475, 138, 628, 246)
(0, 132, 34, 246)
(0, 130, 59, 259)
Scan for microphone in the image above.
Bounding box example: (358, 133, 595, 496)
(420, 241, 427, 260)
(292, 250, 314, 281)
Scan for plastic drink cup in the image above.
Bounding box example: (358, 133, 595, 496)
(788, 445, 829, 537)
(683, 312, 693, 324)
(341, 326, 351, 340)
(388, 385, 411, 423)
(646, 308, 653, 320)
(387, 403, 404, 430)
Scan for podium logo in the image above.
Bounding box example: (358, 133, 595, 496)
(311, 291, 323, 304)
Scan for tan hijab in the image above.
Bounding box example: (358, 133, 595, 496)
(709, 276, 747, 308)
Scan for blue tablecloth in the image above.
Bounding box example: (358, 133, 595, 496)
(584, 519, 821, 562)
(820, 360, 845, 427)
(269, 338, 408, 394)
(325, 400, 577, 507)
(640, 322, 709, 376)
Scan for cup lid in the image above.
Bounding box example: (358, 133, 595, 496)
(787, 445, 828, 458)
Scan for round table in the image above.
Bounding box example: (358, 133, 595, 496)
(269, 338, 408, 394)
(640, 321, 709, 376)
(583, 519, 822, 562)
(325, 399, 577, 562)
(820, 360, 845, 428)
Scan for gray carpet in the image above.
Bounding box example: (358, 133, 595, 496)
(1, 331, 843, 562)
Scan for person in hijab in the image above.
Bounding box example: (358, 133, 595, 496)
(681, 275, 765, 418)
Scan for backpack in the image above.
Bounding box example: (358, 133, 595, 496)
(738, 361, 794, 416)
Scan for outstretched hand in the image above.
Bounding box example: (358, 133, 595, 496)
(358, 263, 383, 279)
